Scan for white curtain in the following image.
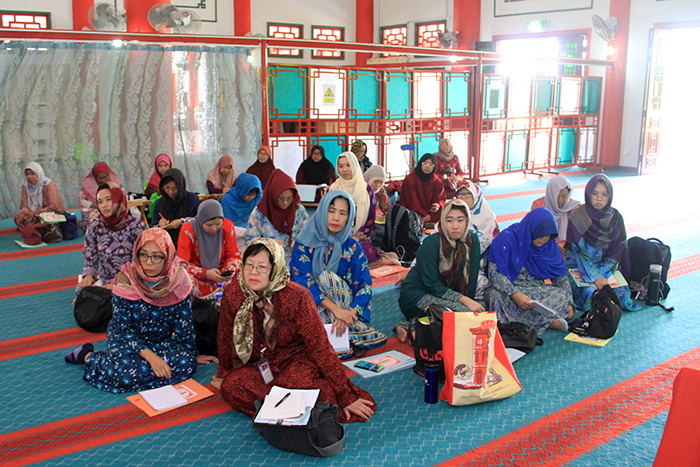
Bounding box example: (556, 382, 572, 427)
(0, 41, 262, 219)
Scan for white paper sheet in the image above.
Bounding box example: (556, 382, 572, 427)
(324, 324, 350, 352)
(139, 385, 188, 412)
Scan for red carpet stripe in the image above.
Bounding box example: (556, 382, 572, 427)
(436, 344, 700, 467)
(0, 243, 84, 261)
(0, 395, 230, 467)
(667, 253, 700, 280)
(0, 277, 76, 300)
(0, 328, 106, 362)
(0, 228, 18, 236)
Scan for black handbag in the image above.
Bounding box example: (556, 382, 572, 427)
(191, 297, 219, 356)
(497, 322, 541, 354)
(42, 223, 64, 243)
(74, 286, 113, 332)
(408, 304, 446, 383)
(252, 400, 345, 457)
(571, 285, 622, 340)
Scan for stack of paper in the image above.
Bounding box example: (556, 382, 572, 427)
(324, 324, 350, 352)
(254, 386, 320, 426)
(342, 350, 415, 379)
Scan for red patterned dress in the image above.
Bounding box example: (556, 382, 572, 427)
(216, 281, 375, 423)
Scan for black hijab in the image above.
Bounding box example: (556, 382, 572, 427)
(416, 153, 437, 182)
(298, 145, 336, 185)
(158, 168, 191, 220)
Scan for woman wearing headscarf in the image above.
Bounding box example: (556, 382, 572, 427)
(65, 229, 197, 394)
(566, 174, 640, 311)
(398, 200, 483, 323)
(221, 173, 263, 228)
(399, 153, 446, 224)
(295, 145, 337, 188)
(245, 145, 275, 189)
(78, 162, 122, 229)
(484, 208, 574, 335)
(434, 138, 466, 198)
(212, 238, 376, 423)
(178, 200, 241, 298)
(246, 169, 310, 266)
(77, 182, 147, 294)
(153, 168, 201, 246)
(206, 155, 237, 194)
(350, 139, 372, 173)
(291, 191, 387, 357)
(363, 164, 391, 248)
(531, 175, 580, 246)
(14, 162, 65, 231)
(329, 151, 381, 265)
(145, 154, 172, 198)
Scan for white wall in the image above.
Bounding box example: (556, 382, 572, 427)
(0, 0, 73, 29)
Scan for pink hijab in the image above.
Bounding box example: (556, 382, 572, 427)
(81, 162, 123, 204)
(206, 155, 237, 191)
(113, 229, 192, 307)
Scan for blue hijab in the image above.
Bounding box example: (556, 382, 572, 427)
(295, 190, 356, 281)
(488, 208, 565, 283)
(221, 173, 263, 227)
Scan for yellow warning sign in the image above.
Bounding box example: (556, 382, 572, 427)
(323, 84, 335, 106)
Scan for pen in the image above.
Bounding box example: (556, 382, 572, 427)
(274, 392, 291, 408)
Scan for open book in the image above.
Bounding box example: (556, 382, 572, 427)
(568, 269, 628, 288)
(254, 386, 320, 426)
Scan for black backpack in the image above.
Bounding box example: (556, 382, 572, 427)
(628, 237, 671, 301)
(191, 298, 220, 357)
(571, 285, 622, 339)
(74, 286, 113, 332)
(383, 203, 423, 262)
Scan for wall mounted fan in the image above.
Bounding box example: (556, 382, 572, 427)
(87, 3, 126, 31)
(147, 3, 202, 34)
(592, 15, 618, 42)
(438, 30, 460, 49)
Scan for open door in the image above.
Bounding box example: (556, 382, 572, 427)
(638, 28, 665, 175)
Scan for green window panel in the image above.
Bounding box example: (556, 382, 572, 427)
(582, 78, 601, 115)
(556, 128, 578, 165)
(532, 77, 554, 116)
(505, 131, 529, 171)
(445, 72, 470, 117)
(349, 70, 380, 120)
(268, 66, 307, 119)
(415, 133, 439, 163)
(386, 72, 411, 119)
(482, 76, 506, 119)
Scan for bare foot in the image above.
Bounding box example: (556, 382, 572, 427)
(396, 326, 408, 343)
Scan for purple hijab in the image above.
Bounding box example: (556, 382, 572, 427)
(488, 208, 566, 283)
(567, 174, 630, 277)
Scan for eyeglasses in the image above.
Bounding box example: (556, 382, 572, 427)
(456, 192, 473, 200)
(277, 195, 294, 205)
(421, 161, 435, 167)
(138, 252, 166, 264)
(244, 263, 272, 274)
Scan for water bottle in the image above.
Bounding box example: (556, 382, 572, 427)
(646, 264, 663, 306)
(214, 283, 223, 303)
(424, 362, 439, 404)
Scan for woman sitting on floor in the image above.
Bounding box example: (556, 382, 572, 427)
(290, 191, 387, 357)
(65, 229, 197, 393)
(566, 174, 640, 311)
(434, 138, 466, 199)
(77, 182, 146, 293)
(145, 154, 172, 199)
(221, 173, 263, 228)
(79, 161, 122, 229)
(484, 208, 574, 335)
(246, 169, 310, 266)
(397, 199, 484, 339)
(206, 155, 237, 194)
(295, 145, 337, 202)
(178, 200, 241, 298)
(212, 238, 376, 423)
(398, 153, 446, 225)
(350, 139, 372, 173)
(363, 164, 391, 249)
(532, 175, 580, 254)
(14, 162, 66, 242)
(154, 168, 200, 246)
(245, 145, 275, 189)
(455, 180, 501, 298)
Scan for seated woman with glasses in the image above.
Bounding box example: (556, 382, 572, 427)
(65, 229, 197, 394)
(399, 153, 446, 225)
(212, 238, 376, 423)
(178, 200, 241, 298)
(290, 191, 387, 358)
(246, 169, 310, 267)
(566, 174, 640, 311)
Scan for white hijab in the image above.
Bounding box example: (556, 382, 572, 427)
(330, 151, 370, 234)
(24, 162, 51, 211)
(544, 175, 580, 241)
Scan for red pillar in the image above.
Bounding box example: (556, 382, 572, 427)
(599, 0, 631, 167)
(234, 0, 251, 36)
(355, 0, 374, 66)
(72, 0, 94, 31)
(123, 0, 168, 34)
(453, 0, 480, 50)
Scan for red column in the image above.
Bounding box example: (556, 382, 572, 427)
(234, 0, 251, 36)
(453, 0, 480, 50)
(123, 0, 168, 34)
(355, 0, 374, 66)
(72, 0, 94, 31)
(599, 0, 631, 167)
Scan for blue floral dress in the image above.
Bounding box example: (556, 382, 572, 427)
(246, 204, 309, 266)
(84, 295, 197, 394)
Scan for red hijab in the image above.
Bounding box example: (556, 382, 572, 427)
(146, 154, 172, 196)
(246, 145, 276, 189)
(97, 182, 129, 232)
(257, 169, 300, 243)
